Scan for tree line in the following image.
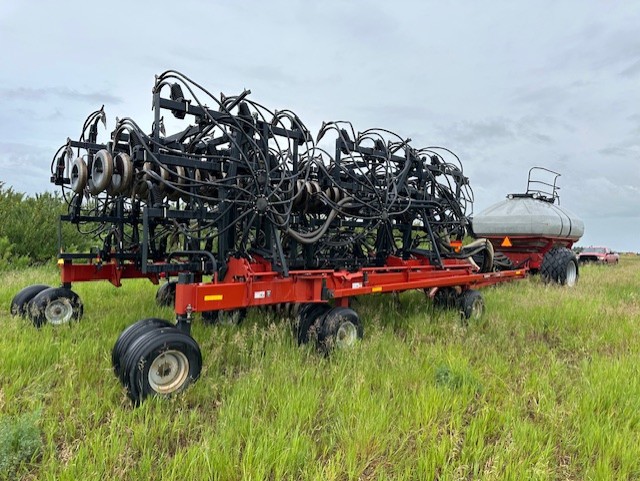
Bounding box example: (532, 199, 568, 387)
(0, 183, 89, 270)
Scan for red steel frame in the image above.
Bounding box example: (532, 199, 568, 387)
(483, 235, 576, 270)
(58, 253, 527, 315)
(59, 259, 160, 287)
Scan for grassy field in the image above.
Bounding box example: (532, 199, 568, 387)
(1, 256, 639, 480)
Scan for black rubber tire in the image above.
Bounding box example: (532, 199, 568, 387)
(493, 252, 515, 271)
(122, 327, 202, 404)
(318, 307, 363, 352)
(433, 287, 458, 309)
(296, 303, 331, 344)
(112, 318, 174, 383)
(155, 281, 177, 307)
(272, 302, 300, 319)
(201, 308, 247, 325)
(458, 289, 484, 321)
(27, 287, 83, 327)
(10, 284, 50, 317)
(540, 247, 579, 287)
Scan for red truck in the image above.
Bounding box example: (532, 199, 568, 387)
(578, 246, 619, 264)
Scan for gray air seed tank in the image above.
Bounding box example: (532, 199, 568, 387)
(471, 167, 584, 284)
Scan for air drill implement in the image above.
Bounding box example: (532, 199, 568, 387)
(12, 71, 526, 403)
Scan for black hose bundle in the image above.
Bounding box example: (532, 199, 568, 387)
(50, 71, 483, 272)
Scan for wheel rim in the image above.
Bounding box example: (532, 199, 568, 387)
(335, 321, 358, 348)
(148, 350, 190, 395)
(565, 261, 577, 287)
(471, 299, 484, 320)
(45, 299, 74, 325)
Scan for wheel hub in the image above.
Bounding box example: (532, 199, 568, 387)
(471, 299, 484, 320)
(336, 321, 358, 348)
(45, 299, 74, 325)
(148, 350, 190, 395)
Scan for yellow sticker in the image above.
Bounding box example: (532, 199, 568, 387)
(204, 294, 223, 301)
(372, 286, 382, 293)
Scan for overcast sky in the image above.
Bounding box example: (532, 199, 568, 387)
(1, 1, 638, 251)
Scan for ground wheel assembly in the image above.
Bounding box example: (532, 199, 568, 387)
(112, 317, 175, 383)
(119, 325, 202, 404)
(317, 307, 363, 352)
(457, 289, 484, 321)
(155, 281, 177, 307)
(432, 287, 459, 309)
(10, 284, 51, 317)
(27, 287, 83, 327)
(296, 303, 332, 345)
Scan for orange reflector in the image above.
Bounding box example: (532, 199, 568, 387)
(372, 286, 382, 293)
(450, 240, 462, 253)
(204, 294, 223, 301)
(501, 236, 512, 247)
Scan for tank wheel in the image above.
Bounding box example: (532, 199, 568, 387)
(318, 307, 363, 352)
(296, 303, 331, 344)
(121, 326, 202, 404)
(541, 247, 579, 287)
(458, 289, 484, 321)
(10, 284, 50, 317)
(433, 287, 458, 309)
(28, 287, 83, 327)
(112, 318, 174, 383)
(155, 281, 177, 307)
(201, 309, 247, 325)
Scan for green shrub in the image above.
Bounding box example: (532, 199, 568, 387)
(0, 183, 90, 264)
(0, 412, 43, 480)
(0, 237, 30, 272)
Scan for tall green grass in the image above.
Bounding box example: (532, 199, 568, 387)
(1, 257, 639, 480)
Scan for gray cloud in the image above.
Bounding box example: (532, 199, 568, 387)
(438, 118, 514, 146)
(620, 58, 640, 77)
(627, 114, 640, 135)
(0, 142, 52, 193)
(1, 107, 64, 123)
(229, 64, 298, 89)
(513, 85, 567, 107)
(566, 177, 640, 219)
(359, 104, 435, 127)
(436, 117, 554, 148)
(0, 87, 122, 105)
(552, 20, 640, 74)
(598, 28, 640, 70)
(597, 145, 639, 158)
